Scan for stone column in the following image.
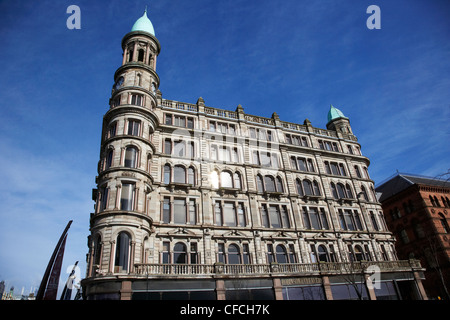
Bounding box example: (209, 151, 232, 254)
(216, 279, 226, 300)
(322, 275, 333, 300)
(272, 278, 283, 300)
(120, 281, 133, 300)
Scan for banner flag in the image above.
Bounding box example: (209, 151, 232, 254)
(36, 221, 72, 300)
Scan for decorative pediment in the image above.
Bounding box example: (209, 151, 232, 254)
(264, 231, 296, 240)
(158, 227, 201, 239)
(212, 229, 251, 239)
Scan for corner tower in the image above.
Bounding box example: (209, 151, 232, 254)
(82, 10, 161, 299)
(326, 104, 354, 136)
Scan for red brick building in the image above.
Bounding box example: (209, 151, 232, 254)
(376, 173, 450, 299)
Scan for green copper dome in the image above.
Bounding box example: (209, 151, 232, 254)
(327, 104, 348, 123)
(131, 9, 155, 36)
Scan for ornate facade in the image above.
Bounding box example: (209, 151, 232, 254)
(81, 10, 426, 300)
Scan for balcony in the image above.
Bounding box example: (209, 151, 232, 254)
(132, 260, 423, 278)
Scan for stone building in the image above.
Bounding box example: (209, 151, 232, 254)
(81, 10, 426, 300)
(376, 172, 450, 299)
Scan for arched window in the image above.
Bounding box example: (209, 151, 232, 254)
(188, 167, 195, 185)
(318, 245, 329, 262)
(265, 176, 276, 192)
(124, 146, 138, 168)
(93, 235, 102, 267)
(138, 49, 144, 62)
(439, 213, 450, 233)
(361, 186, 369, 201)
(354, 245, 365, 261)
(233, 172, 241, 189)
(173, 242, 187, 264)
(164, 164, 171, 184)
(296, 178, 304, 196)
(173, 165, 186, 183)
(275, 245, 288, 263)
(276, 176, 284, 193)
(303, 180, 313, 195)
(228, 244, 241, 264)
(115, 232, 131, 273)
(221, 171, 233, 188)
(336, 183, 346, 198)
(313, 180, 321, 196)
(106, 149, 113, 169)
(330, 182, 338, 199)
(211, 171, 219, 189)
(434, 196, 441, 207)
(256, 174, 264, 192)
(345, 184, 353, 198)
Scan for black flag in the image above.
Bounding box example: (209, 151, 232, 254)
(36, 220, 72, 300)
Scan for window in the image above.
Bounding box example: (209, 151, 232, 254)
(360, 186, 369, 201)
(188, 167, 195, 185)
(108, 122, 117, 138)
(276, 245, 288, 263)
(128, 119, 141, 136)
(189, 199, 196, 224)
(174, 141, 185, 157)
(260, 204, 290, 228)
(120, 183, 135, 211)
(106, 149, 113, 169)
(173, 242, 187, 264)
(228, 244, 241, 264)
(354, 166, 362, 178)
(115, 232, 130, 273)
(164, 164, 171, 184)
(218, 243, 225, 263)
(265, 176, 276, 192)
(290, 156, 316, 172)
(190, 243, 198, 264)
(173, 165, 186, 183)
(162, 241, 170, 263)
(99, 186, 109, 211)
(211, 171, 219, 189)
(209, 120, 236, 134)
(317, 245, 329, 262)
(165, 114, 172, 125)
(324, 161, 347, 176)
(215, 201, 246, 227)
(130, 94, 143, 106)
(439, 213, 450, 233)
(370, 211, 379, 231)
(268, 244, 296, 263)
(221, 171, 233, 188)
(338, 209, 363, 231)
(302, 207, 329, 230)
(163, 198, 170, 223)
(124, 146, 138, 168)
(256, 175, 264, 192)
(223, 202, 236, 227)
(297, 179, 321, 197)
(354, 245, 365, 261)
(303, 180, 313, 195)
(164, 139, 172, 154)
(174, 199, 186, 224)
(258, 175, 285, 193)
(252, 151, 279, 168)
(215, 202, 222, 226)
(330, 183, 353, 199)
(138, 49, 144, 62)
(233, 172, 241, 189)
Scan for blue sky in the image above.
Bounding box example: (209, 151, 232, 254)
(0, 0, 449, 297)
